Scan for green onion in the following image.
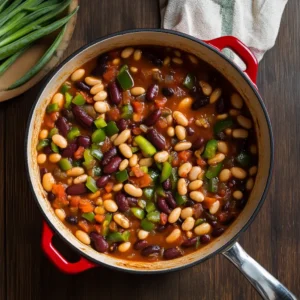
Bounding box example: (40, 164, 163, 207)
(115, 170, 128, 183)
(86, 176, 98, 193)
(92, 166, 101, 177)
(92, 129, 106, 144)
(72, 93, 86, 106)
(107, 231, 130, 242)
(36, 139, 49, 151)
(105, 121, 119, 136)
(170, 167, 178, 190)
(131, 146, 139, 153)
(0, 0, 10, 14)
(155, 184, 166, 197)
(82, 212, 95, 223)
(0, 0, 23, 28)
(46, 103, 59, 114)
(90, 147, 103, 161)
(67, 127, 80, 141)
(94, 118, 107, 129)
(195, 218, 205, 226)
(148, 169, 159, 183)
(59, 158, 72, 171)
(202, 139, 218, 159)
(0, 11, 27, 38)
(134, 135, 157, 157)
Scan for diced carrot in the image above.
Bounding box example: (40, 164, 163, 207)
(103, 65, 117, 82)
(94, 225, 102, 234)
(95, 214, 105, 223)
(74, 146, 85, 160)
(160, 213, 168, 225)
(197, 158, 207, 168)
(178, 150, 192, 162)
(79, 199, 94, 213)
(132, 166, 145, 178)
(203, 197, 216, 208)
(156, 118, 168, 129)
(132, 101, 144, 114)
(129, 173, 152, 188)
(102, 193, 113, 200)
(154, 97, 167, 108)
(51, 184, 68, 208)
(78, 220, 90, 233)
(104, 182, 113, 193)
(69, 196, 80, 207)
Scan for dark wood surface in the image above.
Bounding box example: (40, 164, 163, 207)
(0, 0, 299, 299)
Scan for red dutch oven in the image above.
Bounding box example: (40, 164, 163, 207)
(25, 30, 296, 300)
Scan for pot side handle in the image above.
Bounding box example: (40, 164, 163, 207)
(41, 221, 97, 274)
(223, 242, 297, 300)
(205, 36, 258, 84)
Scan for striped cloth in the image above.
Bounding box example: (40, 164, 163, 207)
(160, 0, 288, 66)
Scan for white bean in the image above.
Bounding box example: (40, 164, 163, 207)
(182, 217, 195, 231)
(237, 115, 252, 129)
(231, 167, 247, 179)
(131, 87, 145, 96)
(74, 174, 88, 184)
(71, 69, 85, 81)
(114, 129, 131, 146)
(177, 178, 187, 195)
(85, 77, 101, 86)
(231, 93, 243, 109)
(178, 162, 192, 178)
(119, 143, 133, 158)
(189, 191, 204, 202)
(168, 207, 182, 223)
(94, 101, 110, 113)
(174, 141, 192, 151)
(154, 151, 169, 163)
(181, 207, 194, 219)
(67, 167, 85, 177)
(49, 153, 61, 163)
(52, 134, 67, 148)
(37, 154, 46, 164)
(166, 229, 181, 243)
(209, 200, 220, 214)
(121, 47, 134, 58)
(42, 173, 55, 192)
(175, 125, 186, 140)
(173, 111, 188, 126)
(75, 230, 91, 245)
(103, 200, 118, 212)
(114, 213, 130, 229)
(124, 184, 142, 197)
(90, 83, 104, 95)
(55, 208, 66, 221)
(188, 180, 203, 191)
(119, 159, 129, 171)
(189, 166, 201, 181)
(194, 223, 211, 236)
(118, 242, 131, 252)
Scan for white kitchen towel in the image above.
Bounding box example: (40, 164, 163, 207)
(160, 0, 288, 65)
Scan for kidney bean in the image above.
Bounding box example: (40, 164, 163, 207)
(96, 175, 110, 188)
(156, 224, 167, 232)
(90, 232, 109, 253)
(200, 234, 211, 244)
(163, 247, 182, 260)
(103, 156, 122, 174)
(146, 128, 166, 150)
(66, 183, 88, 195)
(101, 147, 117, 166)
(165, 192, 177, 209)
(141, 245, 161, 257)
(61, 109, 74, 121)
(203, 211, 217, 221)
(61, 141, 78, 158)
(127, 197, 138, 207)
(40, 167, 48, 179)
(109, 242, 118, 253)
(92, 54, 108, 77)
(146, 84, 159, 102)
(143, 109, 161, 126)
(162, 178, 171, 190)
(191, 96, 210, 110)
(182, 237, 198, 248)
(134, 240, 148, 250)
(211, 227, 225, 237)
(157, 197, 171, 214)
(72, 105, 94, 128)
(162, 87, 174, 97)
(143, 51, 163, 66)
(108, 81, 122, 105)
(43, 146, 53, 155)
(185, 200, 195, 207)
(75, 81, 91, 92)
(47, 192, 56, 201)
(77, 136, 91, 148)
(65, 215, 78, 225)
(216, 97, 225, 114)
(192, 137, 204, 150)
(56, 117, 69, 137)
(115, 192, 129, 212)
(116, 119, 128, 131)
(222, 201, 230, 212)
(186, 127, 195, 136)
(208, 220, 218, 228)
(193, 203, 203, 219)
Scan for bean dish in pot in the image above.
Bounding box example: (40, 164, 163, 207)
(36, 46, 258, 261)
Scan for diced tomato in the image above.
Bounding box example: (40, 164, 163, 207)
(44, 112, 58, 128)
(197, 158, 207, 168)
(51, 184, 68, 208)
(74, 146, 85, 160)
(79, 199, 94, 213)
(104, 182, 113, 193)
(79, 91, 93, 104)
(132, 101, 144, 114)
(107, 107, 120, 121)
(160, 213, 168, 225)
(94, 224, 102, 233)
(203, 197, 216, 208)
(154, 97, 167, 108)
(172, 157, 180, 167)
(101, 139, 113, 153)
(129, 173, 153, 188)
(69, 196, 80, 207)
(102, 193, 112, 200)
(78, 219, 90, 232)
(132, 127, 143, 135)
(156, 118, 168, 129)
(178, 150, 192, 162)
(103, 65, 118, 82)
(132, 166, 145, 178)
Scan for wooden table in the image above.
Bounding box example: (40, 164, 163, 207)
(0, 1, 299, 299)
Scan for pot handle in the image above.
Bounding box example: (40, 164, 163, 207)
(222, 242, 297, 300)
(205, 36, 258, 84)
(41, 221, 97, 274)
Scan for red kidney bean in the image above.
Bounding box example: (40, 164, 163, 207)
(185, 200, 195, 207)
(146, 128, 166, 150)
(157, 197, 171, 214)
(203, 211, 217, 221)
(186, 127, 195, 136)
(218, 212, 234, 225)
(65, 215, 78, 225)
(162, 87, 174, 97)
(116, 119, 128, 131)
(127, 197, 138, 207)
(47, 192, 56, 201)
(208, 220, 218, 228)
(90, 232, 109, 253)
(200, 234, 211, 244)
(165, 192, 177, 209)
(143, 51, 163, 67)
(134, 240, 148, 250)
(156, 224, 167, 232)
(77, 136, 91, 148)
(222, 201, 230, 212)
(193, 203, 203, 219)
(192, 137, 204, 150)
(115, 192, 129, 212)
(72, 105, 94, 128)
(163, 247, 182, 260)
(141, 245, 161, 257)
(146, 84, 159, 102)
(101, 147, 117, 166)
(43, 146, 53, 155)
(108, 81, 122, 105)
(143, 109, 161, 126)
(216, 97, 225, 114)
(211, 227, 225, 237)
(162, 178, 171, 190)
(66, 183, 88, 195)
(103, 156, 122, 174)
(182, 237, 198, 248)
(40, 167, 48, 179)
(92, 54, 108, 77)
(191, 96, 210, 110)
(56, 117, 69, 137)
(75, 81, 91, 92)
(61, 141, 78, 158)
(96, 175, 110, 188)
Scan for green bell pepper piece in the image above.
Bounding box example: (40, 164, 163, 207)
(148, 169, 159, 183)
(119, 64, 128, 73)
(134, 135, 157, 157)
(208, 177, 219, 193)
(105, 121, 119, 136)
(131, 207, 145, 220)
(147, 211, 160, 223)
(214, 118, 233, 134)
(51, 142, 59, 153)
(82, 212, 95, 222)
(117, 66, 134, 90)
(202, 139, 218, 159)
(155, 184, 166, 197)
(102, 213, 112, 236)
(82, 149, 96, 170)
(36, 139, 49, 151)
(72, 93, 86, 106)
(59, 158, 72, 171)
(140, 166, 148, 174)
(170, 167, 178, 190)
(60, 82, 71, 94)
(183, 73, 195, 90)
(175, 192, 187, 205)
(86, 176, 98, 193)
(236, 151, 251, 167)
(92, 129, 106, 144)
(156, 162, 162, 171)
(160, 161, 172, 183)
(46, 103, 59, 114)
(67, 127, 80, 141)
(107, 231, 130, 242)
(143, 188, 154, 200)
(121, 104, 133, 120)
(92, 166, 102, 177)
(64, 92, 73, 109)
(195, 218, 205, 227)
(138, 199, 146, 209)
(90, 145, 103, 161)
(48, 128, 58, 138)
(115, 170, 128, 183)
(206, 162, 223, 179)
(131, 146, 139, 153)
(146, 201, 156, 213)
(141, 219, 155, 232)
(94, 118, 107, 129)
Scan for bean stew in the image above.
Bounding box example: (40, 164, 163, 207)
(36, 46, 258, 261)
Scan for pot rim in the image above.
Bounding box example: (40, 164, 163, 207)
(25, 28, 274, 274)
